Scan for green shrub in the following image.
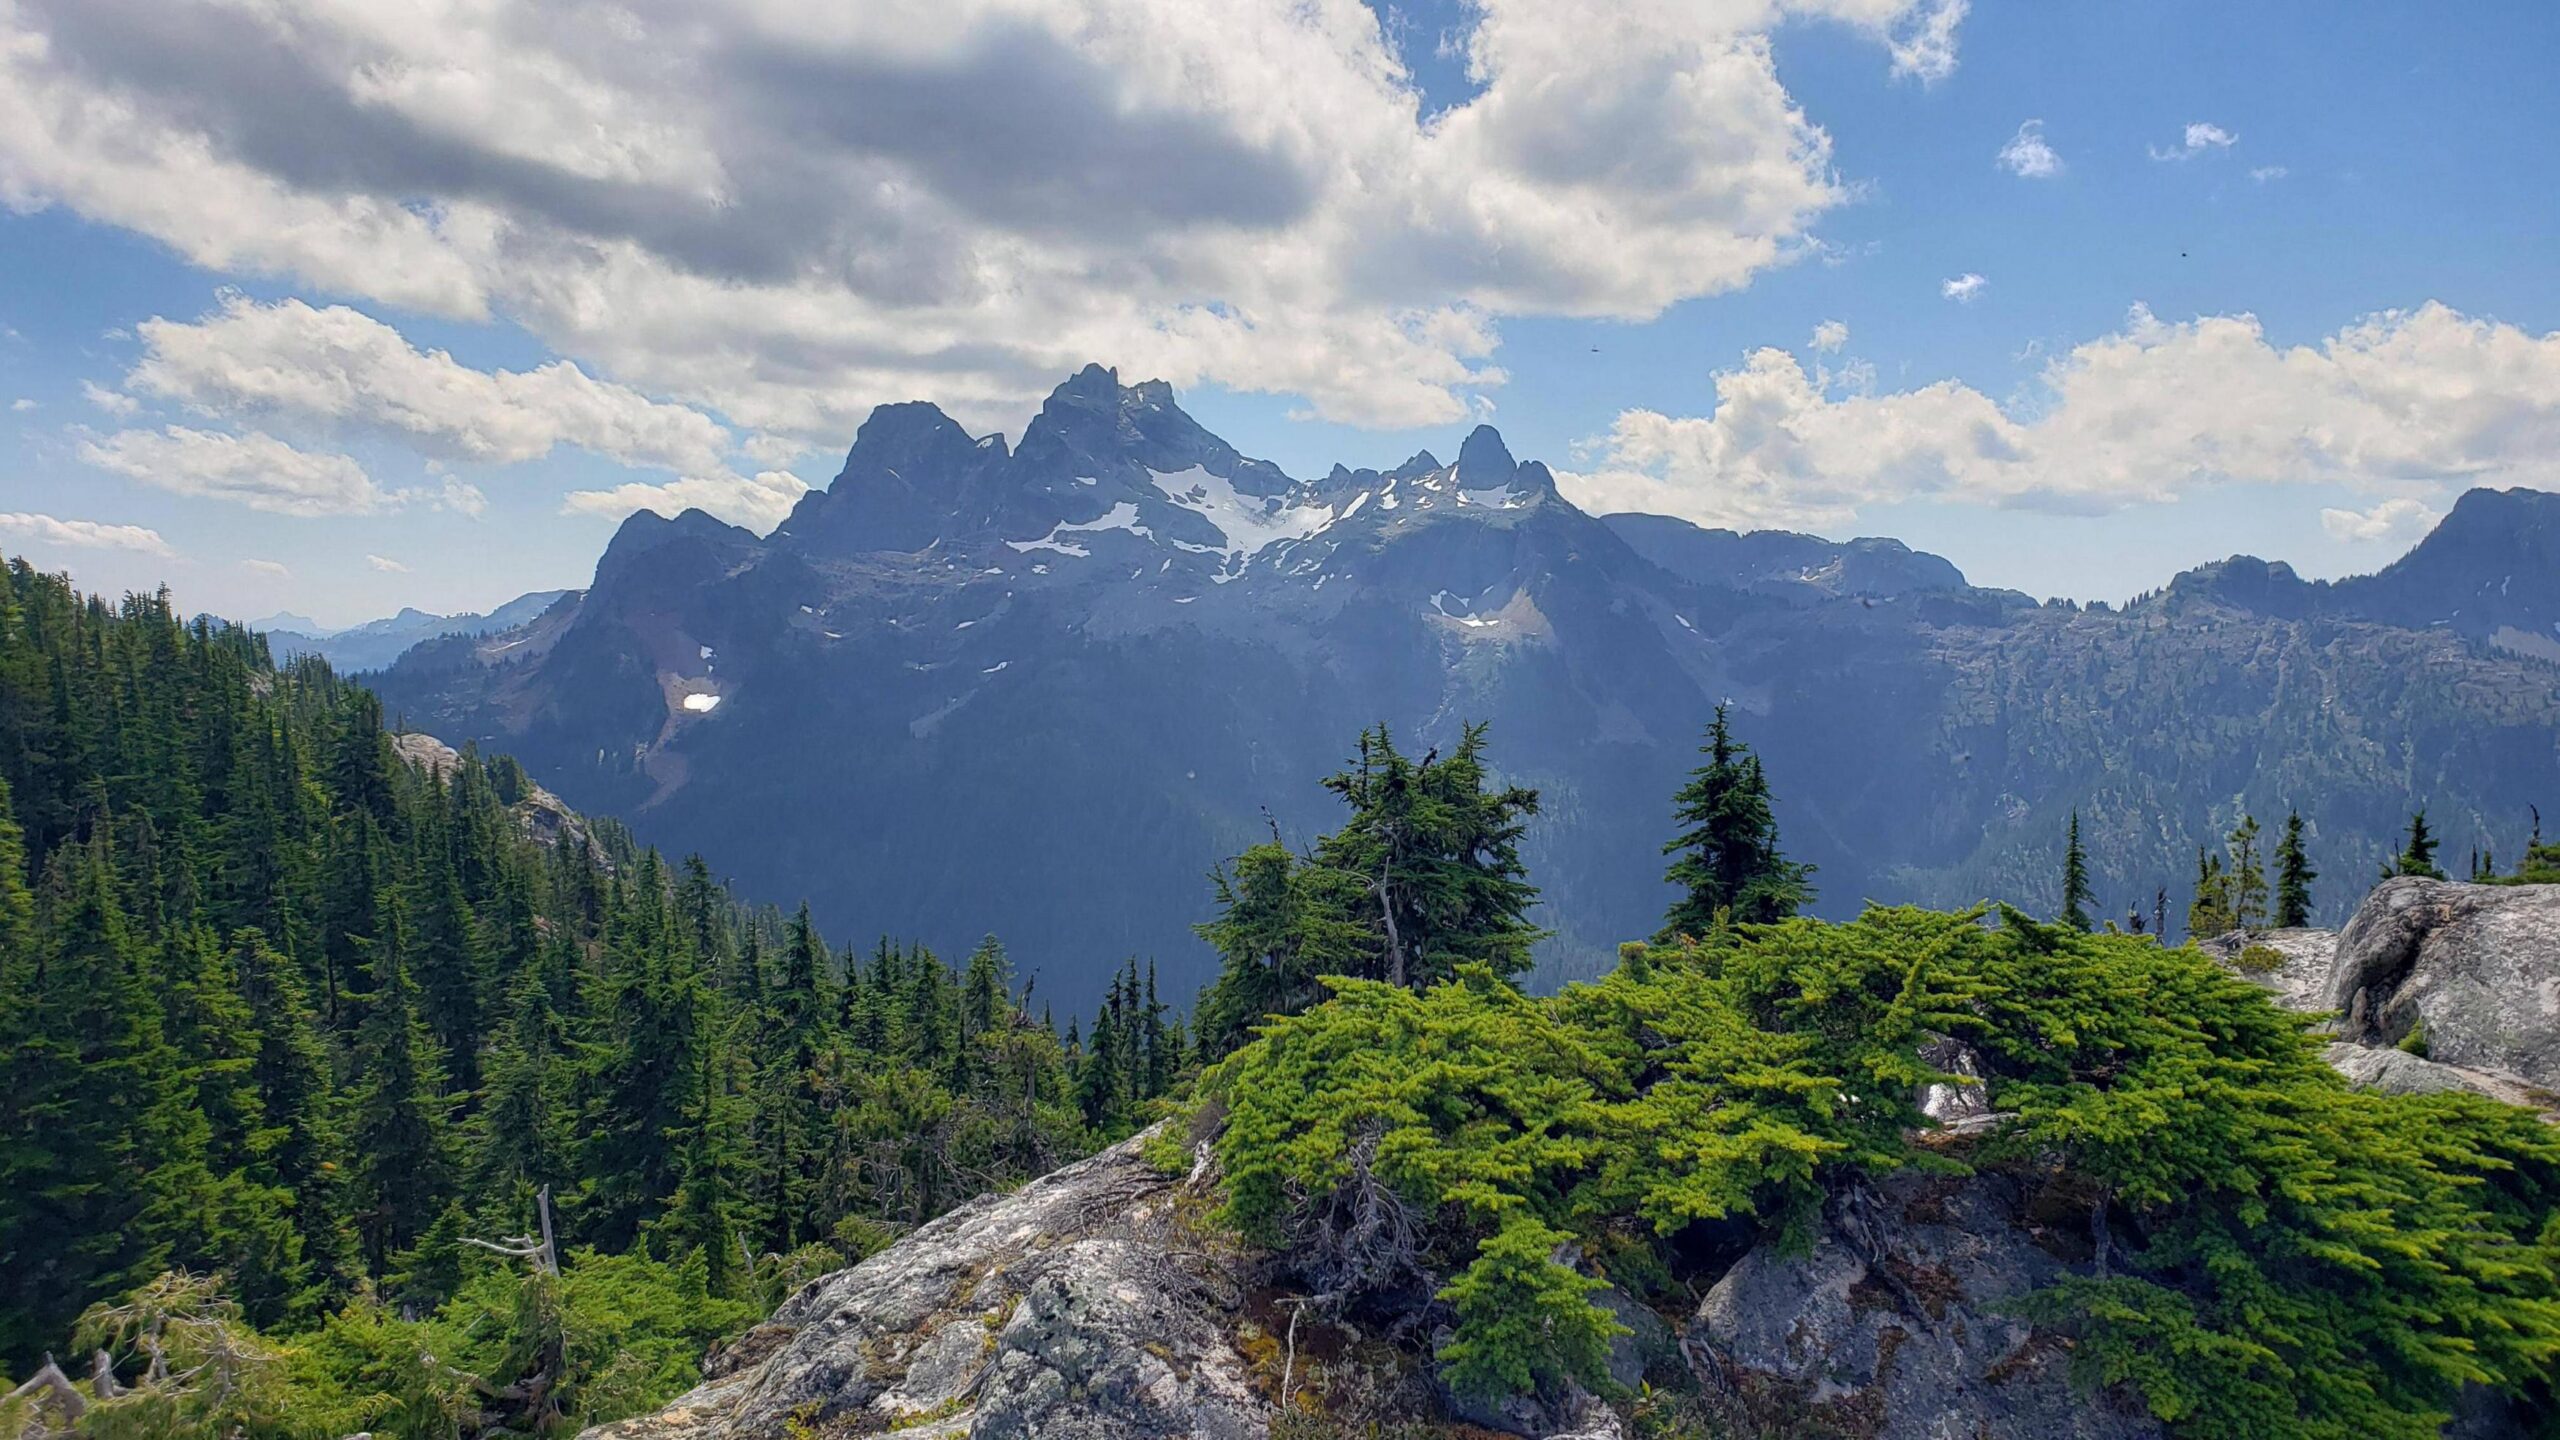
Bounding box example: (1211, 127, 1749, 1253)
(2233, 943, 2288, 973)
(1207, 907, 2560, 1438)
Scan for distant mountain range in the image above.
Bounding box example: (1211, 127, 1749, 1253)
(370, 366, 2560, 1007)
(254, 590, 573, 673)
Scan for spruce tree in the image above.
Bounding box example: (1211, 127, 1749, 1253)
(231, 925, 360, 1303)
(346, 906, 456, 1271)
(1657, 706, 1812, 942)
(2273, 811, 2316, 927)
(2060, 810, 2094, 932)
(2227, 815, 2268, 932)
(2386, 810, 2446, 880)
(0, 841, 189, 1364)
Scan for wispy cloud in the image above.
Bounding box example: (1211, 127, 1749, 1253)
(2250, 165, 2289, 183)
(1941, 273, 1988, 303)
(1995, 119, 2062, 178)
(1809, 320, 1849, 353)
(2151, 121, 2238, 161)
(0, 510, 174, 556)
(366, 554, 409, 573)
(241, 558, 291, 577)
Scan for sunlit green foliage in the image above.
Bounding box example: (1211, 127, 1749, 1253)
(1210, 907, 2560, 1435)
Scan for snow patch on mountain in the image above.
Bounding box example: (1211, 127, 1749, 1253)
(1148, 466, 1337, 567)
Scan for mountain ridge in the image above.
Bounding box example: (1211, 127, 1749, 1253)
(371, 368, 2560, 1007)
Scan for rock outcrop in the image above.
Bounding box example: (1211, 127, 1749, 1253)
(1690, 1171, 2161, 1440)
(2324, 877, 2560, 1093)
(583, 1133, 1268, 1439)
(2208, 879, 2560, 1113)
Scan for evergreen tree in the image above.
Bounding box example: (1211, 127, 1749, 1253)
(1657, 705, 1812, 942)
(230, 926, 360, 1303)
(2186, 846, 2234, 940)
(0, 841, 190, 1362)
(2060, 810, 2094, 932)
(2226, 814, 2268, 932)
(2273, 811, 2317, 927)
(2386, 810, 2446, 880)
(346, 906, 456, 1271)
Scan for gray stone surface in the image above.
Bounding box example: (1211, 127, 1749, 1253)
(582, 1132, 1268, 1439)
(2324, 878, 2560, 1091)
(1690, 1172, 2162, 1440)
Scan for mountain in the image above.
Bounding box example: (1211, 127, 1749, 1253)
(372, 367, 2560, 1007)
(259, 588, 575, 672)
(2152, 487, 2560, 661)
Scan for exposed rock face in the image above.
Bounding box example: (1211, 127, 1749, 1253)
(582, 1133, 1268, 1439)
(2324, 878, 2560, 1095)
(2204, 880, 2560, 1116)
(1690, 1172, 2161, 1440)
(2198, 925, 2337, 1013)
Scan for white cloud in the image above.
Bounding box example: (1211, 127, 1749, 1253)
(1941, 272, 1987, 303)
(2250, 165, 2289, 183)
(1995, 119, 2061, 179)
(2151, 121, 2238, 161)
(0, 0, 1965, 434)
(1559, 301, 2560, 530)
(2321, 497, 2439, 545)
(129, 295, 737, 475)
(366, 554, 408, 573)
(79, 426, 389, 516)
(240, 558, 292, 577)
(9, 397, 35, 412)
(0, 510, 173, 556)
(80, 380, 140, 415)
(1809, 319, 1849, 353)
(561, 471, 812, 531)
(1885, 0, 1967, 83)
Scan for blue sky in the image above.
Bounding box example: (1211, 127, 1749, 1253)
(3, 0, 2555, 624)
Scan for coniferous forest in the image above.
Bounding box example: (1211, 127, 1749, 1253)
(0, 561, 1179, 1435)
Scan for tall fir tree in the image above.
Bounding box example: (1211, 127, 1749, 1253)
(1657, 705, 1813, 942)
(2274, 811, 2317, 928)
(2060, 810, 2094, 932)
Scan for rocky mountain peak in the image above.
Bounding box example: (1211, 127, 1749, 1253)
(1455, 423, 1516, 482)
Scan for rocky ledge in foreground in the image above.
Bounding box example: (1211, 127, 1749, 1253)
(2208, 877, 2560, 1114)
(583, 1133, 1263, 1439)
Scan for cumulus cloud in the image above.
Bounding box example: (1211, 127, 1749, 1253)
(1558, 301, 2560, 530)
(1995, 119, 2061, 178)
(366, 554, 408, 573)
(2321, 497, 2440, 545)
(1809, 319, 1849, 353)
(129, 295, 736, 475)
(0, 510, 173, 555)
(561, 471, 813, 531)
(2151, 121, 2237, 161)
(79, 426, 389, 516)
(1941, 272, 1987, 303)
(0, 0, 1965, 434)
(9, 398, 35, 412)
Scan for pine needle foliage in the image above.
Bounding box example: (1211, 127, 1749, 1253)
(1208, 909, 2560, 1435)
